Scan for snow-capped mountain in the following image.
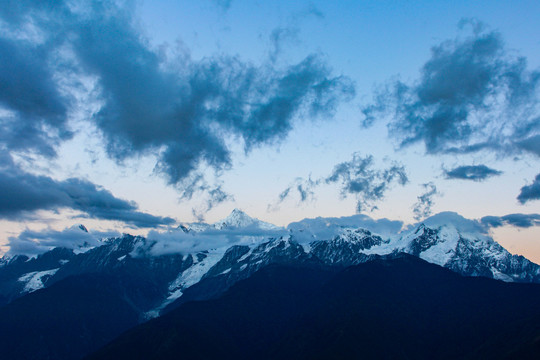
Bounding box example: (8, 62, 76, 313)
(1, 210, 539, 315)
(180, 208, 281, 232)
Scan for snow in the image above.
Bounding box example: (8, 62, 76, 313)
(418, 225, 459, 266)
(18, 268, 59, 293)
(237, 249, 253, 262)
(168, 249, 225, 299)
(117, 255, 126, 261)
(145, 248, 226, 318)
(213, 209, 281, 230)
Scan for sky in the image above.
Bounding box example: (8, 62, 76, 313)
(1, 0, 540, 262)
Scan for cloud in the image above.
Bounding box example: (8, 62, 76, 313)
(287, 213, 403, 241)
(481, 213, 540, 228)
(0, 36, 72, 157)
(444, 164, 502, 181)
(413, 182, 439, 221)
(421, 211, 488, 235)
(0, 154, 175, 227)
(272, 153, 408, 212)
(269, 27, 300, 63)
(0, 0, 355, 203)
(517, 173, 540, 204)
(271, 176, 318, 210)
(325, 154, 408, 212)
(7, 225, 119, 256)
(362, 20, 540, 158)
(146, 224, 287, 256)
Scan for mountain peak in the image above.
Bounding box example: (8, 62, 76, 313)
(214, 209, 279, 230)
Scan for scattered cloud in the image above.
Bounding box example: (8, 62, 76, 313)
(0, 154, 175, 227)
(481, 213, 540, 228)
(272, 153, 408, 212)
(413, 182, 440, 221)
(444, 164, 502, 181)
(362, 20, 540, 158)
(325, 153, 408, 212)
(517, 173, 540, 204)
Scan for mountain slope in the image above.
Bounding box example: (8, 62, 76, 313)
(0, 274, 139, 360)
(2, 211, 539, 317)
(88, 255, 540, 360)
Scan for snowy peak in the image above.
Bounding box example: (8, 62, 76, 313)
(213, 209, 280, 230)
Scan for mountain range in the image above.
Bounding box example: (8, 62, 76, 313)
(1, 209, 539, 359)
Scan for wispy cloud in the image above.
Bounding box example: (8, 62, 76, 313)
(444, 164, 502, 181)
(413, 182, 440, 221)
(271, 153, 408, 212)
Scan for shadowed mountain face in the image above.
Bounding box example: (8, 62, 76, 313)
(89, 255, 540, 360)
(0, 274, 140, 360)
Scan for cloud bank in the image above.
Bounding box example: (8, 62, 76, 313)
(7, 225, 119, 257)
(481, 213, 540, 228)
(0, 154, 174, 227)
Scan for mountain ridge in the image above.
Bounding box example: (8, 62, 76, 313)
(2, 209, 539, 312)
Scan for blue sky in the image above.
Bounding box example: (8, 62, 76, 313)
(1, 0, 540, 261)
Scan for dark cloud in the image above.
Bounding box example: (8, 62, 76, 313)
(362, 20, 540, 158)
(0, 154, 174, 227)
(7, 225, 118, 256)
(0, 36, 72, 157)
(517, 173, 540, 204)
(0, 0, 354, 201)
(444, 164, 502, 181)
(413, 182, 439, 221)
(272, 153, 408, 212)
(481, 213, 540, 228)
